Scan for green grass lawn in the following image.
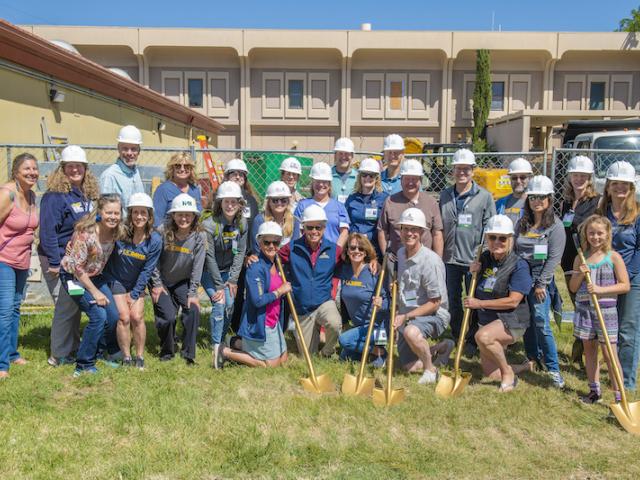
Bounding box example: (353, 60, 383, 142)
(2, 277, 640, 479)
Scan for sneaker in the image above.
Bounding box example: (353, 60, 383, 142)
(185, 357, 197, 367)
(134, 357, 145, 370)
(434, 339, 455, 367)
(122, 357, 133, 367)
(370, 351, 387, 369)
(549, 371, 565, 389)
(212, 343, 221, 369)
(100, 358, 120, 369)
(417, 368, 438, 385)
(580, 390, 602, 404)
(48, 356, 75, 367)
(159, 354, 174, 362)
(73, 366, 98, 377)
(107, 351, 124, 363)
(214, 344, 226, 370)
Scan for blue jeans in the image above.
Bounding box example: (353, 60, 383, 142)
(618, 273, 640, 390)
(0, 262, 28, 371)
(62, 273, 119, 370)
(339, 324, 384, 361)
(445, 264, 475, 345)
(202, 270, 233, 346)
(524, 286, 560, 373)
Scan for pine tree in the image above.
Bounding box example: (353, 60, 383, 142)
(472, 49, 491, 152)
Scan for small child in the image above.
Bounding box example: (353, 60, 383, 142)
(568, 214, 630, 404)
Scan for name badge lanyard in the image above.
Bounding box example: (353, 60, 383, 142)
(455, 193, 474, 227)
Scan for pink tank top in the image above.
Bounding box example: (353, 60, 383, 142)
(0, 188, 39, 270)
(265, 268, 283, 328)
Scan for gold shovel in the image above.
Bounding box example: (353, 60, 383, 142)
(275, 256, 335, 394)
(435, 244, 483, 399)
(342, 255, 388, 397)
(372, 269, 406, 406)
(574, 235, 640, 434)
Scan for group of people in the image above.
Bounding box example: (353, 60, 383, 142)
(1, 127, 639, 405)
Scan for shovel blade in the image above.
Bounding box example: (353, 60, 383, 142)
(300, 374, 335, 394)
(342, 374, 375, 397)
(435, 371, 472, 399)
(372, 387, 406, 406)
(610, 401, 640, 435)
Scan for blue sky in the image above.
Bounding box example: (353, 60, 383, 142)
(0, 0, 638, 31)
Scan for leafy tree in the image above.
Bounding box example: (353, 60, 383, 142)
(472, 49, 491, 152)
(617, 6, 640, 32)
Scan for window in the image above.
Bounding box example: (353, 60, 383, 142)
(362, 73, 384, 118)
(161, 71, 183, 105)
(408, 73, 430, 119)
(187, 78, 204, 108)
(207, 72, 230, 117)
(262, 72, 284, 118)
(491, 82, 505, 111)
(611, 74, 632, 111)
(288, 80, 304, 109)
(308, 72, 330, 118)
(285, 72, 306, 118)
(589, 82, 606, 110)
(386, 73, 407, 118)
(509, 74, 531, 112)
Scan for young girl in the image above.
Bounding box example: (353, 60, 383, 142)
(201, 181, 248, 368)
(569, 214, 630, 403)
(103, 193, 162, 369)
(151, 193, 206, 365)
(60, 193, 125, 376)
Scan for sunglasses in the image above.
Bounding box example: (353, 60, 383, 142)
(487, 234, 509, 242)
(528, 194, 549, 201)
(270, 197, 289, 205)
(304, 225, 324, 231)
(511, 175, 529, 181)
(361, 172, 377, 179)
(348, 245, 365, 252)
(261, 239, 280, 246)
(174, 164, 193, 171)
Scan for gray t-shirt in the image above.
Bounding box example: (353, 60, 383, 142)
(496, 193, 526, 226)
(397, 245, 450, 325)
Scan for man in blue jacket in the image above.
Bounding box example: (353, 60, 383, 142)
(278, 204, 342, 357)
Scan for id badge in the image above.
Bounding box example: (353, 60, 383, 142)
(458, 213, 472, 228)
(338, 194, 348, 204)
(67, 279, 85, 296)
(534, 244, 548, 260)
(365, 207, 378, 220)
(373, 327, 388, 346)
(562, 211, 575, 227)
(404, 289, 418, 307)
(242, 206, 251, 218)
(483, 276, 497, 292)
(71, 202, 85, 214)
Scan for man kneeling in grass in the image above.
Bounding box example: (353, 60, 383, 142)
(394, 208, 454, 385)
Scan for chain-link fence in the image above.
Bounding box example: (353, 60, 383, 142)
(551, 148, 640, 215)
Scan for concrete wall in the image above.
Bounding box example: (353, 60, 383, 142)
(487, 117, 530, 152)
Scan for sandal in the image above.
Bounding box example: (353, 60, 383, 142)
(498, 376, 518, 393)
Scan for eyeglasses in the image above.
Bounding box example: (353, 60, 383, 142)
(227, 171, 245, 178)
(528, 194, 549, 202)
(487, 234, 509, 242)
(361, 173, 377, 179)
(270, 197, 289, 205)
(304, 225, 324, 231)
(174, 164, 193, 171)
(348, 245, 365, 252)
(511, 175, 529, 181)
(261, 239, 280, 246)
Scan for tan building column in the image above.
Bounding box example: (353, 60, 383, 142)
(341, 56, 351, 139)
(440, 58, 454, 143)
(240, 55, 250, 149)
(542, 58, 557, 110)
(136, 53, 146, 87)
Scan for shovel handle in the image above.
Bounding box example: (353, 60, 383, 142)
(573, 238, 630, 414)
(453, 244, 484, 372)
(275, 255, 320, 384)
(386, 270, 398, 395)
(354, 254, 388, 382)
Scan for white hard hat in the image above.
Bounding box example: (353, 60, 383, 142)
(117, 125, 143, 145)
(266, 181, 292, 198)
(507, 158, 533, 175)
(485, 214, 514, 236)
(452, 148, 476, 166)
(301, 204, 328, 223)
(60, 145, 88, 164)
(168, 193, 199, 214)
(279, 157, 302, 175)
(526, 175, 554, 195)
(606, 161, 636, 183)
(127, 192, 154, 210)
(225, 158, 248, 174)
(310, 162, 333, 181)
(216, 181, 243, 199)
(400, 159, 424, 177)
(334, 137, 355, 153)
(358, 158, 381, 174)
(383, 134, 404, 151)
(256, 221, 283, 241)
(397, 207, 427, 229)
(568, 155, 594, 175)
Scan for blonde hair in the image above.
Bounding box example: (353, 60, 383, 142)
(341, 233, 378, 264)
(597, 180, 640, 226)
(46, 164, 100, 200)
(262, 197, 295, 239)
(164, 152, 198, 185)
(11, 153, 38, 180)
(579, 214, 612, 254)
(354, 172, 383, 194)
(563, 173, 598, 204)
(310, 179, 332, 198)
(74, 194, 126, 240)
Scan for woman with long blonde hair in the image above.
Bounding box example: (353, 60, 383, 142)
(153, 152, 202, 227)
(250, 181, 301, 254)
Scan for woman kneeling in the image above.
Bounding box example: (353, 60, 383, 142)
(464, 214, 533, 392)
(218, 222, 290, 368)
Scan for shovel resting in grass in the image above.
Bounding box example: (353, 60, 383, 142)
(342, 255, 388, 397)
(573, 233, 640, 435)
(275, 256, 335, 394)
(435, 244, 483, 399)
